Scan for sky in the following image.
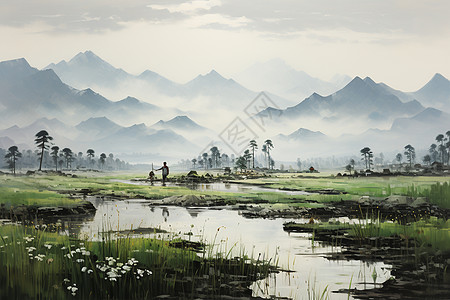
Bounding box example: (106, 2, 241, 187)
(1, 0, 450, 91)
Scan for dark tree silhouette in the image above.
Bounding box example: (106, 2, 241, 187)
(99, 153, 107, 169)
(243, 149, 251, 169)
(62, 148, 73, 169)
(404, 144, 416, 168)
(429, 144, 438, 162)
(360, 147, 373, 170)
(235, 156, 247, 171)
(249, 140, 258, 169)
(436, 134, 445, 162)
(50, 146, 59, 171)
(202, 153, 208, 169)
(423, 154, 431, 166)
(35, 130, 53, 171)
(210, 146, 220, 168)
(264, 139, 274, 169)
(5, 146, 22, 175)
(87, 149, 95, 168)
(262, 145, 267, 168)
(191, 158, 197, 169)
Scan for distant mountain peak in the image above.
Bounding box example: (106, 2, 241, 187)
(70, 50, 102, 63)
(363, 76, 377, 86)
(197, 69, 226, 81)
(151, 115, 205, 131)
(120, 96, 139, 103)
(431, 73, 447, 81)
(0, 58, 30, 68)
(0, 58, 37, 78)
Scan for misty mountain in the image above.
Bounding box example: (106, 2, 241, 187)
(45, 50, 132, 90)
(46, 51, 294, 111)
(278, 128, 327, 141)
(0, 136, 16, 149)
(261, 76, 424, 125)
(0, 115, 200, 161)
(94, 124, 198, 156)
(0, 58, 164, 127)
(412, 73, 450, 112)
(390, 107, 450, 134)
(151, 116, 207, 132)
(236, 59, 350, 101)
(0, 117, 77, 148)
(75, 117, 123, 141)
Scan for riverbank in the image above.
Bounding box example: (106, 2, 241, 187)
(1, 171, 450, 299)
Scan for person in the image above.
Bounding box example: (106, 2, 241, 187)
(156, 162, 169, 186)
(147, 170, 155, 185)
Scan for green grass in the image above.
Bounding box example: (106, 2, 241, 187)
(0, 225, 273, 299)
(0, 175, 84, 208)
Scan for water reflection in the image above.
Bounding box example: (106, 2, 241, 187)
(74, 198, 391, 299)
(113, 180, 311, 195)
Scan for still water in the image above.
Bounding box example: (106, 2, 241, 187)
(73, 198, 391, 299)
(113, 180, 311, 195)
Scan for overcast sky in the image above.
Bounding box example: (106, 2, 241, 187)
(1, 0, 449, 91)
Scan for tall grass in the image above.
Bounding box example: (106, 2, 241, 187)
(0, 224, 274, 299)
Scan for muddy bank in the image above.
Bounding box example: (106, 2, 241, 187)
(0, 201, 96, 223)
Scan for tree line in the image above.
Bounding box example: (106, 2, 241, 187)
(349, 131, 450, 173)
(3, 130, 131, 174)
(188, 139, 276, 171)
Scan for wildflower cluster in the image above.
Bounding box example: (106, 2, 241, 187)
(61, 243, 152, 297)
(95, 256, 152, 282)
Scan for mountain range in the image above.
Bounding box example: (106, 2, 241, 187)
(1, 51, 450, 163)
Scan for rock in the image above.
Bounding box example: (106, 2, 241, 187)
(385, 195, 410, 205)
(187, 170, 198, 177)
(358, 196, 370, 204)
(411, 197, 428, 207)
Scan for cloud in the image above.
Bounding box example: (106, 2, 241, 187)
(1, 0, 449, 38)
(148, 0, 222, 14)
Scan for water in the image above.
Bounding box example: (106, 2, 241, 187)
(113, 180, 311, 195)
(75, 198, 391, 299)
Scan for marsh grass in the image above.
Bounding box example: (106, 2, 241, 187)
(0, 224, 274, 299)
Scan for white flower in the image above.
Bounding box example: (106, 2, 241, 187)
(71, 287, 78, 293)
(44, 244, 52, 250)
(81, 267, 87, 272)
(61, 246, 67, 250)
(63, 278, 70, 283)
(107, 271, 118, 278)
(76, 259, 84, 263)
(2, 236, 8, 239)
(87, 269, 93, 274)
(122, 265, 131, 271)
(110, 277, 117, 282)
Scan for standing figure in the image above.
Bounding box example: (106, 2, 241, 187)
(156, 162, 169, 186)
